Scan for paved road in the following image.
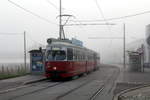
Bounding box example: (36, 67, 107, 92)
(0, 64, 120, 100)
(0, 75, 45, 91)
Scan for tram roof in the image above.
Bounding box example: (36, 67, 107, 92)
(46, 41, 96, 53)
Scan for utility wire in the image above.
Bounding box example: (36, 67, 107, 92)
(27, 34, 45, 46)
(93, 0, 109, 24)
(0, 32, 45, 46)
(0, 32, 44, 46)
(29, 38, 45, 47)
(0, 33, 23, 35)
(93, 0, 112, 31)
(8, 0, 57, 25)
(93, 0, 113, 47)
(46, 0, 59, 10)
(69, 10, 150, 22)
(88, 37, 123, 39)
(88, 36, 141, 40)
(65, 23, 115, 26)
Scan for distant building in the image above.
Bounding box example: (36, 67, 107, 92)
(126, 24, 150, 68)
(145, 24, 150, 64)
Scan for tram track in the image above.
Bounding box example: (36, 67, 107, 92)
(0, 65, 120, 100)
(4, 74, 96, 100)
(0, 79, 49, 94)
(89, 67, 120, 100)
(54, 80, 93, 100)
(53, 67, 119, 100)
(3, 82, 64, 100)
(89, 84, 105, 100)
(53, 67, 120, 100)
(8, 82, 64, 100)
(107, 68, 120, 94)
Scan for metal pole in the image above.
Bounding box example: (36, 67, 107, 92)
(24, 31, 27, 71)
(141, 44, 144, 72)
(59, 0, 62, 39)
(123, 23, 126, 69)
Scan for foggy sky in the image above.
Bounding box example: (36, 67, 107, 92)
(0, 0, 150, 63)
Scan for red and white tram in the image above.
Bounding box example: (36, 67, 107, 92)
(45, 38, 100, 79)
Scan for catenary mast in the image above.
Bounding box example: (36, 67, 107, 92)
(59, 0, 62, 39)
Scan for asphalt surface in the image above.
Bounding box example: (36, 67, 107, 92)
(0, 64, 120, 100)
(0, 75, 45, 91)
(1, 64, 150, 100)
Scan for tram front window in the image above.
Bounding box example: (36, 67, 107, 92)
(47, 50, 66, 61)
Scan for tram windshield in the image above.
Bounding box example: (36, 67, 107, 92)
(46, 50, 66, 61)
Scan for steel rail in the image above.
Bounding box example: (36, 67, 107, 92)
(8, 82, 63, 100)
(54, 80, 93, 100)
(89, 67, 120, 100)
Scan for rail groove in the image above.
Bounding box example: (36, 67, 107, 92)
(9, 82, 63, 100)
(89, 67, 120, 100)
(54, 80, 92, 100)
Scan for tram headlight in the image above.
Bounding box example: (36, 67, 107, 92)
(53, 67, 57, 70)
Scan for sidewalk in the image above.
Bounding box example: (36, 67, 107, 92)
(0, 75, 46, 91)
(114, 84, 150, 100)
(113, 64, 150, 100)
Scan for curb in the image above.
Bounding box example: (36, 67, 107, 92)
(23, 78, 47, 85)
(113, 83, 150, 100)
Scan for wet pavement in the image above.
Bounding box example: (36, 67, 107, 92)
(0, 75, 45, 91)
(0, 64, 120, 100)
(113, 65, 150, 100)
(1, 64, 150, 100)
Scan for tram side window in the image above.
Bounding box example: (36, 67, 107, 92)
(82, 53, 85, 61)
(87, 55, 90, 61)
(77, 50, 81, 61)
(67, 48, 73, 60)
(82, 52, 85, 61)
(73, 50, 77, 61)
(76, 51, 79, 61)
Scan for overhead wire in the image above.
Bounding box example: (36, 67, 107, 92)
(93, 0, 113, 47)
(88, 37, 123, 39)
(45, 0, 98, 38)
(0, 32, 44, 47)
(0, 32, 24, 59)
(45, 0, 59, 10)
(65, 23, 115, 26)
(69, 10, 150, 22)
(27, 33, 45, 47)
(0, 32, 23, 35)
(45, 0, 86, 38)
(93, 0, 109, 25)
(8, 0, 57, 25)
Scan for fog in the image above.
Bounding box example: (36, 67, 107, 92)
(0, 0, 150, 63)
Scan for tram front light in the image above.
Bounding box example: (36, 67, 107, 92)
(53, 67, 57, 70)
